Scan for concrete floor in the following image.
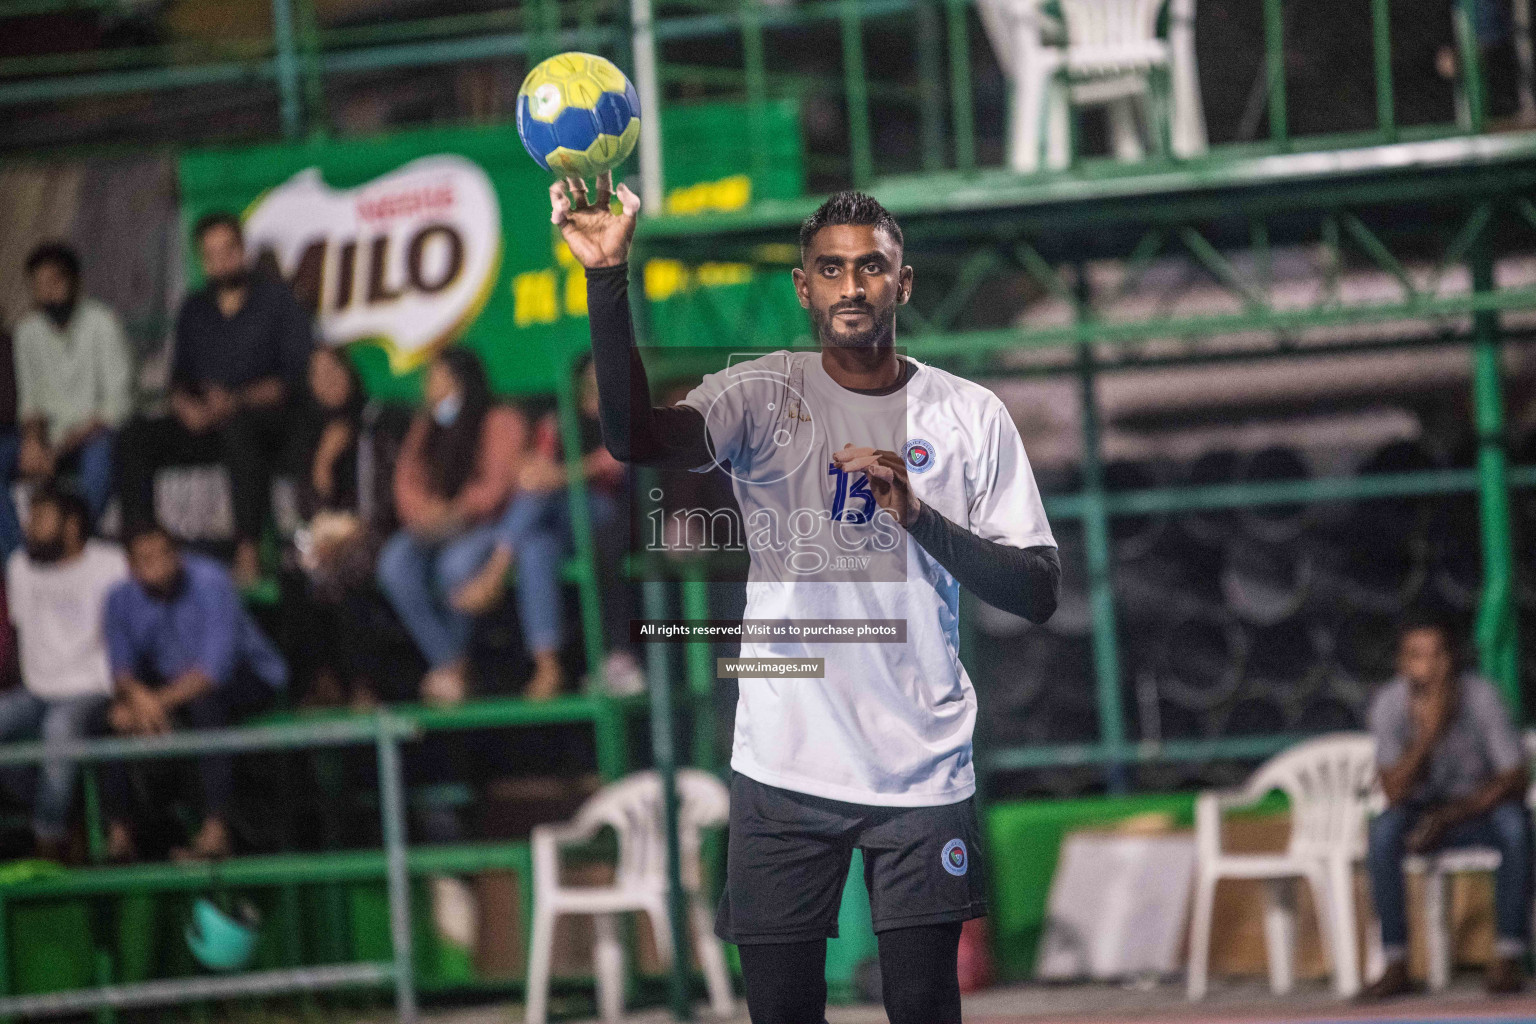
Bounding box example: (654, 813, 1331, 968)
(372, 979, 1536, 1024)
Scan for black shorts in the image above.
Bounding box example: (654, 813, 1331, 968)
(714, 772, 987, 945)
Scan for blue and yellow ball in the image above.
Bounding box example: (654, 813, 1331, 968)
(517, 52, 641, 178)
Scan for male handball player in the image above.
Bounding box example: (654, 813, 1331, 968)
(552, 172, 1060, 1024)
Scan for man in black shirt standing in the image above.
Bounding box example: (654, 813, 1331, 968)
(119, 212, 312, 586)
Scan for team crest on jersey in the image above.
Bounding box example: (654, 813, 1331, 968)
(903, 438, 936, 474)
(941, 838, 968, 876)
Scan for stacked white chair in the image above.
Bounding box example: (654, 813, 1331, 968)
(981, 0, 1207, 173)
(524, 769, 734, 1024)
(1186, 733, 1377, 999)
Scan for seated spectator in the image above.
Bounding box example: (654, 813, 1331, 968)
(455, 359, 643, 699)
(298, 346, 365, 519)
(376, 348, 526, 706)
(15, 243, 132, 528)
(119, 212, 312, 587)
(0, 487, 126, 859)
(287, 347, 386, 707)
(1362, 609, 1531, 999)
(103, 524, 288, 861)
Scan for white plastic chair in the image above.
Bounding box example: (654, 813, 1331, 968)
(985, 0, 1207, 173)
(524, 769, 734, 1024)
(1187, 733, 1377, 1000)
(1400, 847, 1504, 991)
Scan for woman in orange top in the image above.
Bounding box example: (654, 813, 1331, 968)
(376, 348, 526, 704)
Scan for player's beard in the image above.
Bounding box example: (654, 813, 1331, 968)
(812, 299, 896, 351)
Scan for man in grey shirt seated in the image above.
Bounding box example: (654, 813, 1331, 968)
(1361, 609, 1530, 999)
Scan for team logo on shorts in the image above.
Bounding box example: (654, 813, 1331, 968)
(941, 838, 968, 876)
(903, 438, 937, 474)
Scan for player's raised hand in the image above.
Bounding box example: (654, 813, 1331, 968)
(550, 169, 639, 269)
(833, 444, 922, 527)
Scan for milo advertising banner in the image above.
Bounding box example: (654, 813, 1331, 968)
(177, 100, 805, 401)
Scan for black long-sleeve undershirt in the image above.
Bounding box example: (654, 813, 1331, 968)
(907, 503, 1060, 623)
(585, 262, 713, 468)
(584, 261, 1058, 624)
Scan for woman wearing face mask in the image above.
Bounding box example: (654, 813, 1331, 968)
(376, 348, 527, 704)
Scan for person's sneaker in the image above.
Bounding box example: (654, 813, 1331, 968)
(1487, 957, 1526, 994)
(601, 651, 646, 696)
(1357, 959, 1415, 1001)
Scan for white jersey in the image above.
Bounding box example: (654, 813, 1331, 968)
(679, 351, 1054, 806)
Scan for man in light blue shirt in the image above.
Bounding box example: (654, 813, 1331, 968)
(101, 524, 286, 861)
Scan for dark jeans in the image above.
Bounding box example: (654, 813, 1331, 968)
(100, 670, 273, 825)
(118, 408, 288, 542)
(56, 430, 117, 527)
(491, 489, 633, 655)
(1367, 800, 1533, 954)
(0, 431, 115, 554)
(40, 432, 118, 528)
(0, 690, 110, 842)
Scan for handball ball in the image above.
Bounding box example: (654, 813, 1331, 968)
(517, 52, 640, 178)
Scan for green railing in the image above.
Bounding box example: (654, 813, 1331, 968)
(0, 715, 422, 1021)
(0, 690, 687, 1022)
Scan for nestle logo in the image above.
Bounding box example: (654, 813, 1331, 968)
(356, 184, 456, 223)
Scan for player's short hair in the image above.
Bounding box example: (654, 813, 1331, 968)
(29, 485, 89, 537)
(799, 190, 903, 260)
(193, 211, 244, 246)
(25, 242, 80, 283)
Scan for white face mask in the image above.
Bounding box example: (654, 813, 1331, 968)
(432, 391, 463, 427)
